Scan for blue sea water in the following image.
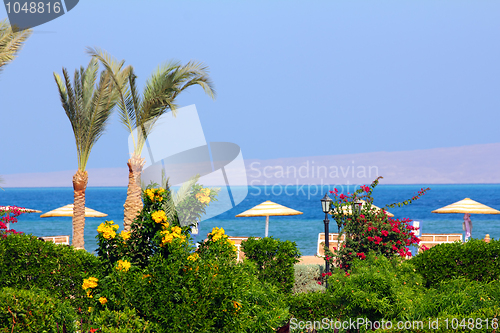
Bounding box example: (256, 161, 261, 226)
(2, 184, 500, 256)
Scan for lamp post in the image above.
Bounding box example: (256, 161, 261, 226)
(353, 199, 363, 215)
(321, 193, 333, 283)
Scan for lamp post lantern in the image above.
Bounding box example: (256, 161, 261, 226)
(321, 193, 333, 285)
(353, 199, 363, 215)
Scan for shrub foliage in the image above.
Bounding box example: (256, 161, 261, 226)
(242, 236, 301, 294)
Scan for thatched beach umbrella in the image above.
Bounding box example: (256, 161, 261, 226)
(432, 198, 500, 240)
(40, 204, 107, 218)
(0, 206, 42, 231)
(236, 200, 303, 237)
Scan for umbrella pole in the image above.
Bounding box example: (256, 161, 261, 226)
(265, 216, 269, 237)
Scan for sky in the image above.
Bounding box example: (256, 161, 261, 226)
(1, 0, 499, 175)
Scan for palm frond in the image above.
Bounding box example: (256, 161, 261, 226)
(140, 60, 215, 131)
(54, 60, 117, 170)
(0, 19, 32, 73)
(173, 174, 200, 205)
(86, 47, 137, 144)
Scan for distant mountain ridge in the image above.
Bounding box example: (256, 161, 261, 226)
(2, 143, 499, 187)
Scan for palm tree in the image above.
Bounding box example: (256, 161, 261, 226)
(53, 58, 118, 249)
(87, 48, 216, 230)
(0, 18, 31, 74)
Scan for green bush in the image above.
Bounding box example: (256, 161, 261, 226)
(288, 252, 500, 332)
(0, 233, 102, 307)
(90, 307, 157, 332)
(0, 287, 77, 333)
(89, 218, 290, 332)
(326, 252, 424, 324)
(410, 238, 500, 287)
(141, 256, 289, 332)
(241, 237, 301, 293)
(293, 264, 325, 294)
(289, 291, 341, 324)
(411, 279, 500, 320)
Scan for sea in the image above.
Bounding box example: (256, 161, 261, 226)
(2, 185, 500, 256)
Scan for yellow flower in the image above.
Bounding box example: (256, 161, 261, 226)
(161, 222, 170, 229)
(161, 232, 174, 245)
(88, 307, 93, 313)
(151, 210, 168, 223)
(232, 300, 242, 310)
(99, 297, 107, 305)
(103, 229, 116, 240)
(142, 274, 151, 279)
(97, 221, 118, 239)
(210, 227, 227, 241)
(116, 260, 131, 272)
(160, 226, 186, 246)
(86, 290, 93, 298)
(146, 188, 166, 202)
(97, 223, 107, 233)
(195, 190, 211, 204)
(146, 189, 155, 201)
(187, 253, 199, 261)
(120, 230, 131, 240)
(82, 277, 98, 290)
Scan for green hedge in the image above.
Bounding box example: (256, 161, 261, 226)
(241, 237, 301, 294)
(0, 287, 77, 333)
(288, 253, 500, 332)
(0, 233, 102, 305)
(410, 238, 500, 287)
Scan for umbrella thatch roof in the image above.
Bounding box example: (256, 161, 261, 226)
(40, 204, 107, 218)
(236, 200, 303, 217)
(432, 198, 500, 215)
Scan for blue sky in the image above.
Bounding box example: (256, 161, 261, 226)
(1, 0, 499, 175)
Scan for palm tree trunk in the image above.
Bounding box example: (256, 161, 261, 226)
(72, 169, 88, 249)
(123, 155, 145, 230)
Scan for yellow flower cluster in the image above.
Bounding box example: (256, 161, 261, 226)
(97, 221, 119, 240)
(209, 227, 227, 241)
(99, 297, 107, 305)
(120, 230, 131, 240)
(151, 210, 168, 223)
(187, 253, 199, 261)
(145, 188, 165, 202)
(209, 227, 237, 251)
(116, 260, 131, 272)
(160, 226, 186, 246)
(195, 188, 211, 204)
(82, 277, 98, 290)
